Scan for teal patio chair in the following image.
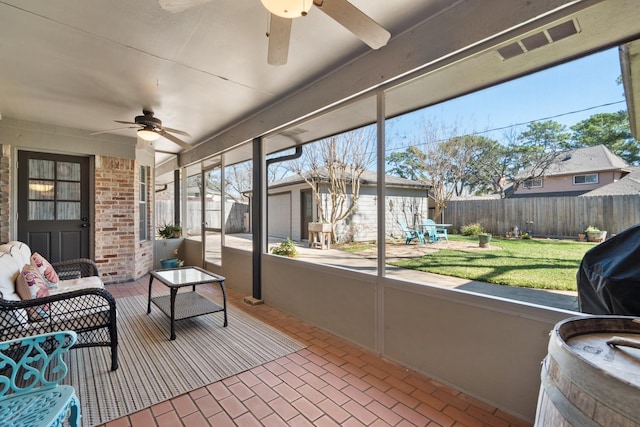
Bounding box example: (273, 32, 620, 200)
(0, 331, 81, 427)
(399, 221, 424, 245)
(423, 219, 449, 243)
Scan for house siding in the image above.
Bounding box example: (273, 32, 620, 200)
(514, 171, 623, 196)
(269, 183, 430, 243)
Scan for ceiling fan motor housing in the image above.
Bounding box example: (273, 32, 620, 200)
(135, 111, 162, 129)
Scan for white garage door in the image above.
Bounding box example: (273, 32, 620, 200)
(268, 193, 291, 238)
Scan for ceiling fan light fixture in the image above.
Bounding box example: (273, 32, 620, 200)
(138, 127, 160, 141)
(261, 0, 312, 18)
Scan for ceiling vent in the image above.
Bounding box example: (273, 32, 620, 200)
(496, 19, 580, 61)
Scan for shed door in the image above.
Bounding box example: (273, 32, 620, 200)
(17, 151, 91, 262)
(268, 193, 291, 239)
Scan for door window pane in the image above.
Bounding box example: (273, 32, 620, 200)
(57, 162, 80, 180)
(29, 201, 55, 220)
(27, 158, 83, 221)
(57, 202, 81, 220)
(28, 180, 54, 199)
(57, 182, 81, 200)
(28, 159, 55, 179)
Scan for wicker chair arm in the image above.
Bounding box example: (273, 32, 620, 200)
(52, 258, 99, 278)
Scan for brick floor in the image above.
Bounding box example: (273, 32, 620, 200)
(97, 275, 531, 427)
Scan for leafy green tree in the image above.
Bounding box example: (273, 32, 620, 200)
(567, 111, 639, 164)
(465, 137, 508, 196)
(386, 146, 427, 181)
(519, 120, 570, 149)
(464, 121, 565, 198)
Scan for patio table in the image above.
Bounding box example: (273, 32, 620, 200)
(148, 266, 227, 340)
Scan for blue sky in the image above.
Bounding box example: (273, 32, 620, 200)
(391, 47, 626, 145)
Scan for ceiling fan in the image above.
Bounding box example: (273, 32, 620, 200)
(157, 0, 390, 66)
(91, 109, 192, 151)
(263, 0, 391, 65)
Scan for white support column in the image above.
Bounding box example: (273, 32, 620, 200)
(375, 90, 386, 354)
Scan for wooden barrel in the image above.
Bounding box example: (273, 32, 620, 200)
(535, 316, 640, 426)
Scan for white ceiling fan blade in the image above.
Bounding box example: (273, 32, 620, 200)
(158, 129, 193, 151)
(90, 126, 138, 136)
(114, 120, 140, 125)
(267, 14, 292, 66)
(158, 0, 212, 13)
(161, 126, 191, 137)
(314, 0, 390, 50)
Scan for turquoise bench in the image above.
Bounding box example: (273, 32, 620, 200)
(0, 331, 80, 427)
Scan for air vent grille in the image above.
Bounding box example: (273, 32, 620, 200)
(496, 19, 580, 61)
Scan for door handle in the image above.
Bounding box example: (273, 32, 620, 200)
(81, 223, 88, 228)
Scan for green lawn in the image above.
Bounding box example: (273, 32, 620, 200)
(390, 235, 597, 291)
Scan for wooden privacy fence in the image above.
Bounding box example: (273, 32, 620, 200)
(156, 200, 249, 235)
(443, 195, 640, 238)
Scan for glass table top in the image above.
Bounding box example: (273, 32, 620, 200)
(153, 267, 222, 286)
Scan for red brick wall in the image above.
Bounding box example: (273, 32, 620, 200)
(95, 156, 154, 283)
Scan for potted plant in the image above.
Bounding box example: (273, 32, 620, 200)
(158, 223, 182, 239)
(270, 238, 298, 258)
(160, 249, 184, 268)
(478, 233, 492, 248)
(585, 226, 607, 242)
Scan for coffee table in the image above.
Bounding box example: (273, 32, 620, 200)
(147, 266, 227, 340)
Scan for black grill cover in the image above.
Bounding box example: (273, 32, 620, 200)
(577, 223, 640, 315)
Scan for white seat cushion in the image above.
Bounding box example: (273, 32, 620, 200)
(0, 253, 29, 325)
(50, 276, 104, 294)
(0, 252, 21, 300)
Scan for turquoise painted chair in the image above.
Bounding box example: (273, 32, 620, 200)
(423, 219, 449, 243)
(0, 331, 81, 427)
(399, 221, 424, 245)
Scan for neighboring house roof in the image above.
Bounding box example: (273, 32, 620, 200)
(581, 166, 640, 196)
(542, 144, 630, 177)
(268, 169, 431, 190)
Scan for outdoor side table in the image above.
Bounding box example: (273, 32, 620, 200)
(147, 266, 227, 340)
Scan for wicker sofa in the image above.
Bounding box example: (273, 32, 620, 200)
(0, 241, 118, 371)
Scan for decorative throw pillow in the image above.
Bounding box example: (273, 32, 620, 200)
(15, 264, 51, 321)
(30, 252, 59, 289)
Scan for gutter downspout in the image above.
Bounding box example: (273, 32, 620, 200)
(249, 145, 303, 303)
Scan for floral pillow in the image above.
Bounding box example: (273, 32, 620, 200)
(30, 252, 59, 289)
(15, 264, 51, 321)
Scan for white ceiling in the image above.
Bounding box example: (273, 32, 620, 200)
(1, 0, 640, 174)
(0, 0, 453, 156)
